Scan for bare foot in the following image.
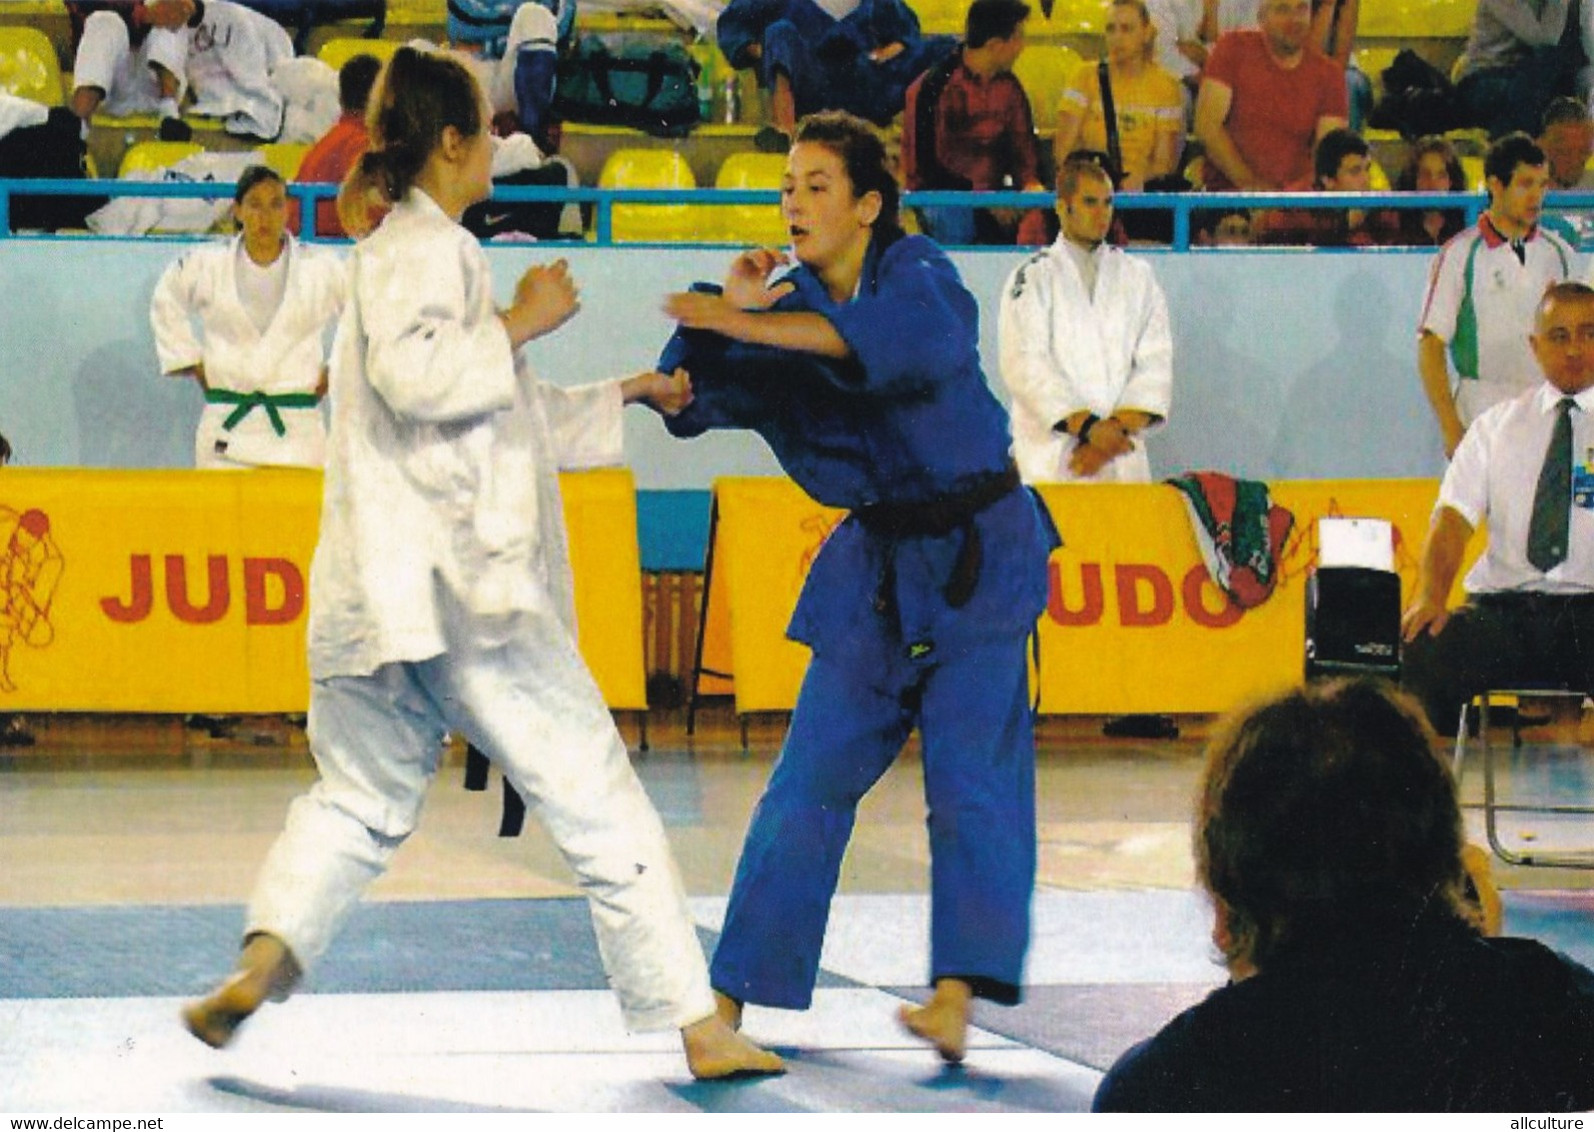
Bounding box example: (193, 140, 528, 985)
(182, 933, 300, 1049)
(898, 978, 971, 1064)
(714, 989, 743, 1031)
(682, 1013, 785, 1080)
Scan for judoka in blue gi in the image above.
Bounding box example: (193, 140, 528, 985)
(717, 0, 956, 136)
(657, 112, 1059, 1062)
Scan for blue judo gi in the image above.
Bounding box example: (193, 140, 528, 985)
(660, 231, 1059, 1007)
(716, 0, 956, 126)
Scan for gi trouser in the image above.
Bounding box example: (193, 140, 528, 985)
(246, 606, 715, 1032)
(710, 637, 1036, 1008)
(73, 11, 179, 116)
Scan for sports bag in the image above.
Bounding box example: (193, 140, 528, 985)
(553, 34, 701, 136)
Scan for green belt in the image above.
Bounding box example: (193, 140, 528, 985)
(205, 389, 319, 436)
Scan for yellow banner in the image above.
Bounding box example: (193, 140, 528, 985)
(0, 468, 645, 713)
(698, 477, 1470, 716)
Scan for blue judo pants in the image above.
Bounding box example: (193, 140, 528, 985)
(710, 636, 1036, 1008)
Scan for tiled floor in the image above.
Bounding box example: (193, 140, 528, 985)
(0, 709, 1590, 1113)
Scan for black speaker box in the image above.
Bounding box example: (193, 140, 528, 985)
(1305, 567, 1401, 680)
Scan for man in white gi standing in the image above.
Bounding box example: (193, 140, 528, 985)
(997, 152, 1174, 483)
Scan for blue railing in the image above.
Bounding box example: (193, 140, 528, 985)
(6, 177, 1593, 249)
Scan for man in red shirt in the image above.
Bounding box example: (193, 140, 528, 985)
(1193, 0, 1347, 192)
(901, 0, 1043, 245)
(292, 52, 381, 238)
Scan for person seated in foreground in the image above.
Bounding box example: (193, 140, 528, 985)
(1253, 126, 1398, 246)
(1094, 678, 1594, 1112)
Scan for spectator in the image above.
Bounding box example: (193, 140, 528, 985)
(1539, 96, 1594, 247)
(1455, 0, 1585, 140)
(1395, 134, 1468, 247)
(716, 0, 956, 141)
(1310, 0, 1367, 130)
(998, 151, 1173, 483)
(901, 0, 1043, 246)
(70, 0, 195, 140)
(1403, 280, 1594, 739)
(1055, 0, 1184, 192)
(1144, 0, 1208, 101)
(294, 52, 381, 238)
(1192, 0, 1347, 191)
(1095, 677, 1594, 1111)
(166, 0, 295, 140)
(1417, 133, 1573, 457)
(150, 166, 346, 469)
(1253, 126, 1399, 245)
(1193, 204, 1254, 244)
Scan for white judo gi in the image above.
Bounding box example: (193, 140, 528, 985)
(246, 189, 714, 1032)
(150, 233, 346, 469)
(170, 0, 294, 138)
(997, 237, 1174, 484)
(71, 9, 188, 117)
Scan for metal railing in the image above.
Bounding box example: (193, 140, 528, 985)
(5, 177, 1592, 249)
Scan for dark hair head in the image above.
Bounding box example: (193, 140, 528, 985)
(1058, 149, 1115, 197)
(1198, 679, 1471, 970)
(1313, 126, 1369, 184)
(349, 46, 484, 215)
(792, 111, 902, 238)
(1542, 95, 1590, 133)
(1484, 131, 1547, 189)
(338, 52, 383, 114)
(1397, 134, 1466, 192)
(966, 0, 1030, 47)
(233, 164, 284, 205)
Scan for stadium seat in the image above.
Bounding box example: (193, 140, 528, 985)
(1043, 0, 1106, 36)
(315, 36, 400, 72)
(1425, 0, 1477, 38)
(596, 147, 705, 242)
(258, 142, 310, 178)
(708, 151, 787, 245)
(1358, 0, 1475, 39)
(0, 24, 64, 106)
(1460, 153, 1484, 191)
(118, 140, 203, 178)
(1012, 43, 1085, 130)
(908, 0, 969, 36)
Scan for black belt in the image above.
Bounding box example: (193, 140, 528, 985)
(854, 464, 1021, 610)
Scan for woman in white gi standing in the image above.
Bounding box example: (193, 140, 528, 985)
(151, 165, 346, 469)
(181, 45, 782, 1080)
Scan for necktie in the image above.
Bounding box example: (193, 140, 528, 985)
(1527, 397, 1576, 573)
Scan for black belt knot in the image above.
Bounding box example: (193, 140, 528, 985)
(853, 463, 1020, 610)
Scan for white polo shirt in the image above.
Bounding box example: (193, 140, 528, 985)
(1438, 380, 1594, 595)
(1418, 215, 1578, 426)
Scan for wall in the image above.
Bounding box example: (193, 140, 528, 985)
(0, 238, 1451, 563)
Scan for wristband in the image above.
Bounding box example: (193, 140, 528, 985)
(1076, 413, 1102, 445)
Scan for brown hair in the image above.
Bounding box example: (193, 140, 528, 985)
(1198, 679, 1472, 970)
(338, 46, 484, 237)
(792, 111, 903, 240)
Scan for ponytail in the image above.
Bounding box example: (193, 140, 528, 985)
(339, 45, 485, 237)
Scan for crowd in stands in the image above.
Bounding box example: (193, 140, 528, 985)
(0, 0, 1591, 248)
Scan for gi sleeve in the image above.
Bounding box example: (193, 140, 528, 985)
(536, 375, 625, 471)
(1116, 266, 1174, 423)
(357, 234, 517, 423)
(824, 239, 978, 396)
(149, 248, 205, 375)
(997, 253, 1082, 429)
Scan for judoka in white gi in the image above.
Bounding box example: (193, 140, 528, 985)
(70, 0, 193, 130)
(150, 164, 345, 469)
(165, 0, 295, 139)
(998, 154, 1174, 483)
(180, 45, 782, 1081)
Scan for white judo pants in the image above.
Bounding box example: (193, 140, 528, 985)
(72, 12, 183, 116)
(246, 608, 715, 1033)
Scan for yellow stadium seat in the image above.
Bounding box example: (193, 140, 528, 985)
(1369, 157, 1390, 190)
(597, 147, 705, 242)
(909, 0, 969, 36)
(1358, 0, 1475, 38)
(118, 140, 204, 178)
(1045, 0, 1106, 36)
(1460, 153, 1484, 191)
(316, 36, 400, 73)
(1425, 0, 1476, 38)
(259, 142, 310, 179)
(0, 24, 64, 106)
(1013, 43, 1085, 128)
(708, 151, 787, 245)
